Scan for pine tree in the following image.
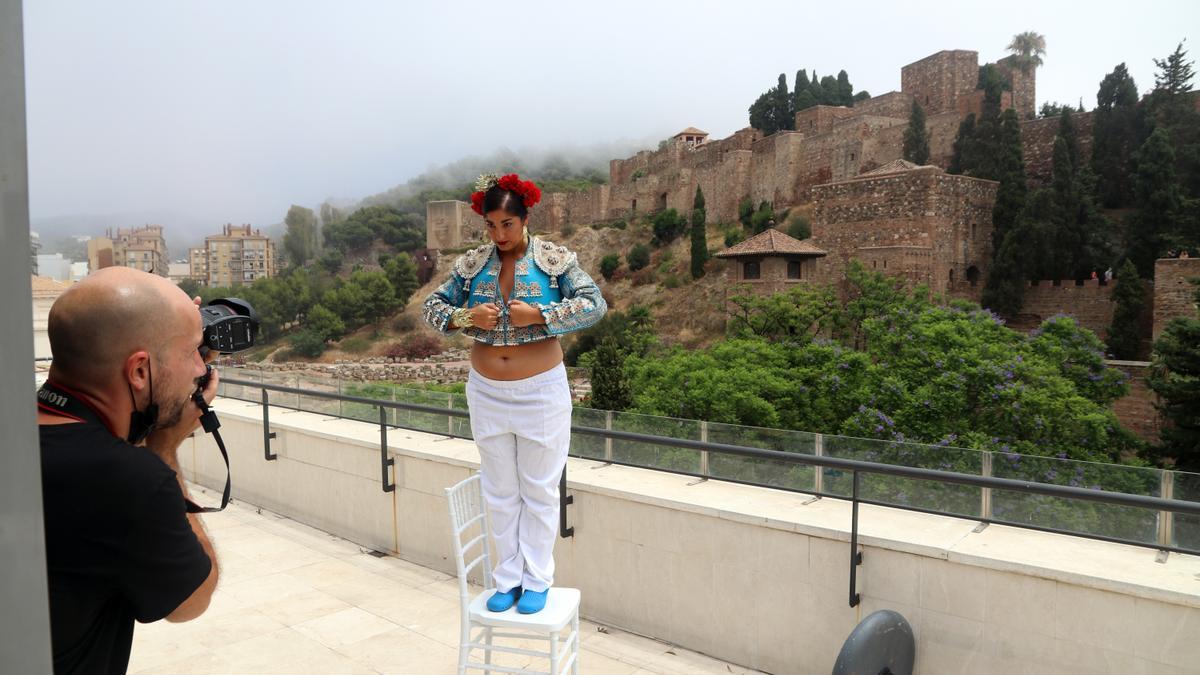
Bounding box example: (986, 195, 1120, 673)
(1146, 279, 1200, 470)
(1106, 259, 1145, 359)
(1092, 63, 1142, 208)
(902, 101, 930, 165)
(590, 338, 633, 411)
(690, 186, 707, 279)
(1128, 128, 1181, 276)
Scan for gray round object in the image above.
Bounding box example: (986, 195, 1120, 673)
(831, 609, 915, 675)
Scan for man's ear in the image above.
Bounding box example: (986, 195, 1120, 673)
(124, 351, 151, 393)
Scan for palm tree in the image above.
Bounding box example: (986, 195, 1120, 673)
(1007, 31, 1046, 73)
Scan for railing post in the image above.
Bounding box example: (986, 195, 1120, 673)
(814, 433, 825, 494)
(447, 394, 455, 437)
(379, 406, 395, 493)
(1159, 469, 1175, 549)
(699, 420, 710, 478)
(604, 410, 613, 463)
(559, 466, 574, 538)
(981, 451, 994, 520)
(262, 389, 277, 461)
(848, 470, 862, 608)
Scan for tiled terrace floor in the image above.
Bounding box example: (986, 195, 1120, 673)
(130, 488, 763, 674)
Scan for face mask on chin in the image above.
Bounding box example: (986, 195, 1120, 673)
(127, 359, 160, 444)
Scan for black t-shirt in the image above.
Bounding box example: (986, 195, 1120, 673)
(40, 422, 212, 675)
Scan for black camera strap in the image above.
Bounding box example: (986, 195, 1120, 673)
(38, 380, 231, 514)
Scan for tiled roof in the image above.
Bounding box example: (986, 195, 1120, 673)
(715, 228, 828, 258)
(31, 275, 71, 294)
(674, 126, 709, 137)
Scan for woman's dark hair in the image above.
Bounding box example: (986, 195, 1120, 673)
(482, 186, 528, 220)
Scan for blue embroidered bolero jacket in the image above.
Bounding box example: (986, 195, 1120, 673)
(422, 237, 607, 345)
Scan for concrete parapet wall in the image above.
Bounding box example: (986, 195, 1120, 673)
(182, 399, 1200, 675)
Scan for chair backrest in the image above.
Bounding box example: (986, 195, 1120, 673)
(445, 473, 494, 609)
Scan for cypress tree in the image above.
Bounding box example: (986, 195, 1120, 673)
(819, 75, 839, 106)
(1128, 128, 1181, 276)
(591, 338, 633, 412)
(902, 101, 931, 165)
(690, 186, 707, 279)
(948, 114, 977, 175)
(836, 70, 854, 106)
(1092, 63, 1142, 208)
(774, 73, 793, 131)
(809, 71, 825, 105)
(991, 109, 1028, 254)
(1106, 259, 1145, 359)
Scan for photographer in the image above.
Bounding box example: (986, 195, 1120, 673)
(38, 268, 220, 674)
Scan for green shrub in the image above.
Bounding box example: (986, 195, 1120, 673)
(651, 209, 687, 246)
(786, 213, 811, 240)
(627, 244, 651, 271)
(392, 313, 418, 332)
(662, 274, 682, 289)
(386, 334, 444, 359)
(339, 336, 372, 353)
(725, 230, 745, 247)
(750, 201, 776, 233)
(288, 329, 327, 358)
(600, 254, 621, 281)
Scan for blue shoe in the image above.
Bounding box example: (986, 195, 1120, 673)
(487, 587, 521, 612)
(516, 588, 549, 614)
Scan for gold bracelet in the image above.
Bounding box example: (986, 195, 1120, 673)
(452, 307, 474, 329)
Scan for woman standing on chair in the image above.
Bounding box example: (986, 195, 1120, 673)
(422, 173, 606, 614)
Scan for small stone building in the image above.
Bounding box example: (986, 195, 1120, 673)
(809, 159, 997, 298)
(672, 127, 709, 149)
(426, 200, 485, 250)
(715, 228, 828, 297)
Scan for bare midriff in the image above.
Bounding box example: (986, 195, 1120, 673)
(470, 338, 564, 381)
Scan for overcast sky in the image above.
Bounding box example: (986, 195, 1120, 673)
(23, 0, 1199, 239)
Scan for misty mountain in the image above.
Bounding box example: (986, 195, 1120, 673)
(356, 137, 662, 210)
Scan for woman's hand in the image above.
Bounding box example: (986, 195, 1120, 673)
(471, 303, 501, 330)
(507, 300, 546, 328)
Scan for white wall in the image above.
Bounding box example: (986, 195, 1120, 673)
(180, 398, 1200, 675)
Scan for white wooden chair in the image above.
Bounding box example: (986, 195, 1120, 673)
(445, 473, 581, 675)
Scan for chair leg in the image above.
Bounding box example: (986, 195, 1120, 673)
(571, 612, 580, 675)
(457, 621, 471, 675)
(483, 626, 493, 675)
(550, 629, 561, 675)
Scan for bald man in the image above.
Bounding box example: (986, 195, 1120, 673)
(38, 267, 220, 674)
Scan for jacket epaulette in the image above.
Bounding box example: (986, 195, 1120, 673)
(453, 242, 496, 280)
(531, 238, 576, 288)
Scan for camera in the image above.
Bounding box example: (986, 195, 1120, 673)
(199, 298, 259, 358)
(197, 298, 258, 390)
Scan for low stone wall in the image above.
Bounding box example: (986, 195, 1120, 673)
(183, 399, 1200, 675)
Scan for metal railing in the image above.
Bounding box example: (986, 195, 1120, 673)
(216, 375, 1200, 608)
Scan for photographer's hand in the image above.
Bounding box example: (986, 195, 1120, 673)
(145, 367, 220, 470)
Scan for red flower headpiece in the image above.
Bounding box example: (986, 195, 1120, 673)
(469, 173, 542, 215)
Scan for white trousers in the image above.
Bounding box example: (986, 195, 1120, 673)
(466, 363, 572, 593)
